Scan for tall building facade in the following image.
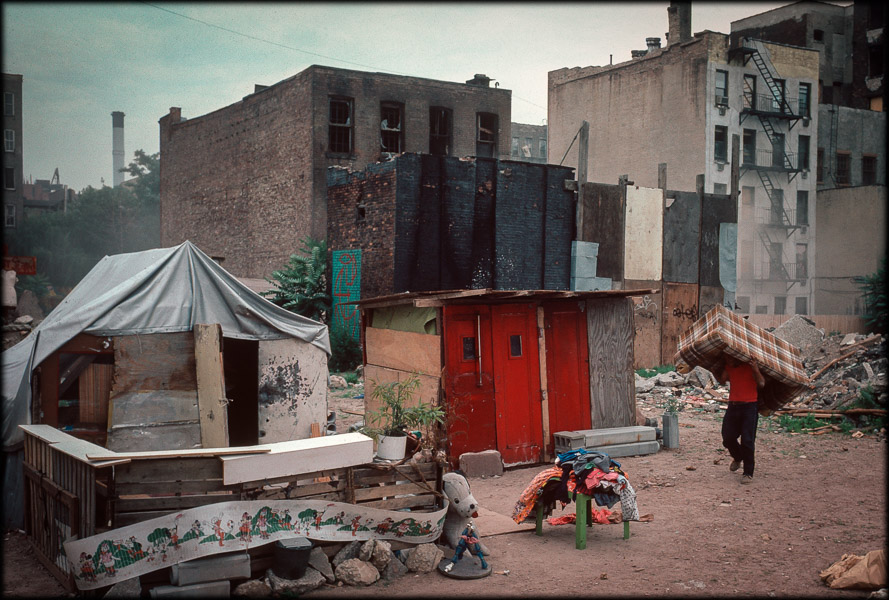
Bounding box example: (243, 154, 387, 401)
(3, 73, 24, 231)
(510, 123, 547, 164)
(159, 65, 511, 279)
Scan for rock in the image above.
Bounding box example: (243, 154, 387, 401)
(358, 539, 375, 562)
(13, 315, 33, 325)
(635, 374, 655, 393)
(308, 546, 335, 583)
(14, 290, 44, 321)
(332, 541, 362, 568)
(380, 550, 409, 581)
(102, 577, 142, 598)
(321, 543, 344, 559)
(369, 540, 392, 571)
(232, 579, 273, 598)
(329, 375, 348, 389)
(334, 558, 380, 586)
(405, 543, 443, 573)
(356, 364, 364, 378)
(655, 371, 685, 387)
(266, 567, 325, 595)
(772, 315, 824, 353)
(841, 333, 859, 346)
(687, 366, 718, 389)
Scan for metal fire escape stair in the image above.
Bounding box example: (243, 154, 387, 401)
(757, 230, 796, 291)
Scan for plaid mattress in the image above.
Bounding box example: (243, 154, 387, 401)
(675, 305, 811, 414)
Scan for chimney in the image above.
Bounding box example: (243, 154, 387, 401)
(646, 37, 662, 53)
(667, 1, 691, 46)
(111, 111, 125, 187)
(631, 49, 648, 59)
(465, 74, 492, 87)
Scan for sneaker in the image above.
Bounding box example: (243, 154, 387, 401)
(740, 474, 754, 484)
(729, 460, 741, 472)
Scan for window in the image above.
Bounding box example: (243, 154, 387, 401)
(511, 137, 520, 156)
(4, 203, 15, 228)
(796, 191, 809, 225)
(743, 129, 756, 165)
(3, 92, 13, 117)
(539, 138, 547, 160)
(862, 155, 877, 185)
(476, 113, 498, 158)
(714, 125, 728, 162)
(769, 189, 784, 225)
(524, 137, 533, 158)
(774, 296, 786, 315)
(796, 243, 808, 280)
(771, 133, 785, 168)
(755, 305, 768, 314)
(795, 297, 808, 315)
(462, 337, 476, 360)
(798, 135, 810, 170)
(715, 69, 728, 105)
(714, 183, 727, 195)
(772, 78, 786, 112)
(3, 129, 14, 153)
(869, 45, 884, 79)
(429, 107, 451, 156)
(836, 152, 851, 185)
(769, 241, 784, 279)
(509, 334, 523, 358)
(817, 147, 824, 183)
(813, 29, 824, 42)
(743, 74, 757, 110)
(798, 83, 811, 117)
(736, 296, 750, 312)
(380, 102, 403, 154)
(328, 97, 353, 154)
(3, 167, 13, 190)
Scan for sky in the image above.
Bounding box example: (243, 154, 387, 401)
(2, 1, 801, 193)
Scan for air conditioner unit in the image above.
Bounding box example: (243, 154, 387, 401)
(802, 118, 810, 126)
(715, 96, 728, 107)
(801, 170, 808, 179)
(718, 106, 727, 116)
(717, 162, 725, 171)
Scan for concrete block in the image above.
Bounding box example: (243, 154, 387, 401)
(571, 276, 612, 291)
(553, 431, 586, 453)
(170, 552, 250, 586)
(458, 450, 503, 478)
(149, 580, 230, 598)
(586, 440, 660, 458)
(571, 241, 599, 257)
(582, 426, 656, 447)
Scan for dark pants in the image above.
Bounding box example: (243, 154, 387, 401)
(722, 402, 759, 476)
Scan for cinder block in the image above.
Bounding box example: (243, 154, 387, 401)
(571, 254, 598, 278)
(170, 552, 250, 586)
(582, 426, 656, 447)
(553, 431, 587, 454)
(150, 580, 230, 598)
(586, 440, 660, 458)
(571, 241, 599, 257)
(458, 450, 503, 478)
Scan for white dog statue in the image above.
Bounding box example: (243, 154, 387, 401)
(441, 471, 490, 557)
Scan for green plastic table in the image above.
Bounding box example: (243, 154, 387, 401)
(535, 493, 630, 549)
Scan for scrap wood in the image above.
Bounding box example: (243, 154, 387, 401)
(774, 408, 886, 417)
(810, 335, 882, 380)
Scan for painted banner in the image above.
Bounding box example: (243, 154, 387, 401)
(64, 499, 447, 590)
(331, 249, 361, 340)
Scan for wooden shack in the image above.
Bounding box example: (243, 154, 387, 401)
(353, 288, 655, 467)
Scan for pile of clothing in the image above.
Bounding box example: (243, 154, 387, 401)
(511, 448, 640, 525)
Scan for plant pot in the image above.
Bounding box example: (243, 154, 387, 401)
(662, 412, 679, 448)
(377, 434, 407, 460)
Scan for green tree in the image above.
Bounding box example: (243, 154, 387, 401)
(262, 237, 331, 323)
(854, 257, 887, 333)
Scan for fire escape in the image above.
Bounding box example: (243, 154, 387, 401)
(732, 38, 806, 292)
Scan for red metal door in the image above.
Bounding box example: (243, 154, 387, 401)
(544, 302, 592, 454)
(491, 303, 542, 466)
(442, 305, 496, 462)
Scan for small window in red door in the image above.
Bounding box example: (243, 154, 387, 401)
(508, 334, 523, 358)
(462, 336, 477, 360)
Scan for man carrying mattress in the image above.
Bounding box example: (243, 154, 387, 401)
(716, 353, 766, 484)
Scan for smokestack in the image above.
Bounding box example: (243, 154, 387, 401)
(112, 111, 125, 187)
(667, 1, 692, 46)
(646, 37, 662, 53)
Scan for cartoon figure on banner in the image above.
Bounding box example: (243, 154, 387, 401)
(99, 541, 117, 576)
(314, 509, 324, 530)
(147, 527, 172, 561)
(239, 512, 253, 542)
(375, 517, 395, 535)
(257, 508, 270, 539)
(79, 552, 97, 583)
(281, 509, 293, 530)
(298, 508, 317, 531)
(170, 514, 183, 549)
(126, 536, 145, 560)
(350, 515, 362, 536)
(182, 519, 204, 543)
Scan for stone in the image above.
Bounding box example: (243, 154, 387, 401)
(331, 541, 362, 568)
(232, 579, 272, 598)
(841, 333, 858, 346)
(13, 315, 33, 325)
(655, 371, 685, 387)
(320, 543, 343, 559)
(458, 450, 503, 478)
(772, 315, 824, 353)
(328, 375, 348, 389)
(103, 577, 142, 598)
(687, 366, 718, 389)
(381, 550, 409, 581)
(308, 547, 335, 583)
(14, 290, 44, 320)
(369, 540, 392, 572)
(405, 543, 443, 573)
(334, 559, 380, 586)
(635, 375, 655, 393)
(266, 567, 325, 596)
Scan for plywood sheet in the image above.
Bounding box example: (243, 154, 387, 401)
(700, 194, 738, 288)
(662, 282, 700, 365)
(112, 332, 197, 393)
(194, 323, 229, 448)
(78, 363, 113, 424)
(625, 279, 662, 369)
(581, 183, 623, 281)
(586, 297, 635, 429)
(662, 191, 700, 283)
(364, 327, 441, 376)
(108, 390, 199, 427)
(699, 285, 726, 316)
(624, 186, 663, 281)
(363, 364, 440, 445)
(257, 338, 328, 444)
(219, 432, 374, 485)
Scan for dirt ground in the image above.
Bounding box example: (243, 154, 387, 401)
(4, 389, 885, 598)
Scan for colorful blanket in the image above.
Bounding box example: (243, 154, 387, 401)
(675, 305, 811, 414)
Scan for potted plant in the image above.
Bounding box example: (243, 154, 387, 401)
(361, 373, 445, 460)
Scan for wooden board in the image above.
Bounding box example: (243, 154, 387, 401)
(586, 297, 636, 429)
(625, 279, 662, 369)
(78, 363, 113, 424)
(364, 326, 441, 376)
(219, 432, 373, 485)
(662, 191, 701, 284)
(107, 423, 204, 453)
(700, 194, 738, 288)
(111, 332, 197, 393)
(624, 185, 663, 282)
(699, 285, 725, 316)
(86, 446, 270, 461)
(108, 390, 199, 426)
(581, 182, 624, 281)
(194, 323, 229, 448)
(363, 365, 441, 425)
(662, 282, 700, 366)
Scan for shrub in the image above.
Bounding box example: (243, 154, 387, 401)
(854, 258, 887, 333)
(328, 325, 362, 373)
(262, 237, 330, 323)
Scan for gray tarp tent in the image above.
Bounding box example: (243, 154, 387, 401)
(1, 241, 330, 528)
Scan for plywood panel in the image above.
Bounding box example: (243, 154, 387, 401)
(624, 186, 663, 281)
(78, 363, 113, 424)
(581, 183, 623, 281)
(586, 298, 635, 429)
(701, 194, 738, 288)
(662, 191, 700, 283)
(194, 323, 228, 448)
(699, 285, 725, 316)
(364, 327, 442, 376)
(625, 279, 662, 369)
(112, 332, 197, 393)
(257, 338, 328, 444)
(662, 282, 700, 366)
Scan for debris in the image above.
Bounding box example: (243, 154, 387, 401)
(600, 573, 608, 580)
(685, 466, 696, 471)
(820, 549, 887, 590)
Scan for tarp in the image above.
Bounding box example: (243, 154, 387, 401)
(675, 305, 811, 414)
(2, 241, 330, 451)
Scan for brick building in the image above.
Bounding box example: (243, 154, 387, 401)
(159, 66, 512, 279)
(3, 73, 23, 230)
(510, 122, 547, 164)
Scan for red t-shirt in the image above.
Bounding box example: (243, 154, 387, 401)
(724, 362, 759, 402)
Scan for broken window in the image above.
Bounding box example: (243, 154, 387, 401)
(743, 129, 756, 165)
(835, 152, 851, 185)
(429, 107, 452, 156)
(714, 126, 728, 162)
(771, 132, 785, 168)
(462, 336, 476, 360)
(524, 137, 533, 158)
(713, 183, 727, 195)
(769, 189, 784, 225)
(796, 243, 808, 280)
(798, 135, 810, 170)
(796, 191, 809, 225)
(3, 129, 13, 153)
(3, 167, 14, 190)
(798, 83, 811, 117)
(328, 96, 353, 154)
(476, 112, 498, 158)
(539, 138, 547, 160)
(743, 75, 757, 110)
(862, 155, 877, 185)
(380, 101, 403, 155)
(868, 45, 884, 79)
(715, 70, 728, 105)
(509, 334, 523, 358)
(813, 29, 824, 42)
(4, 203, 15, 228)
(511, 137, 519, 156)
(769, 241, 784, 279)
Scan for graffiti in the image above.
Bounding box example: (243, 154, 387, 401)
(671, 303, 699, 320)
(633, 295, 659, 321)
(332, 250, 362, 340)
